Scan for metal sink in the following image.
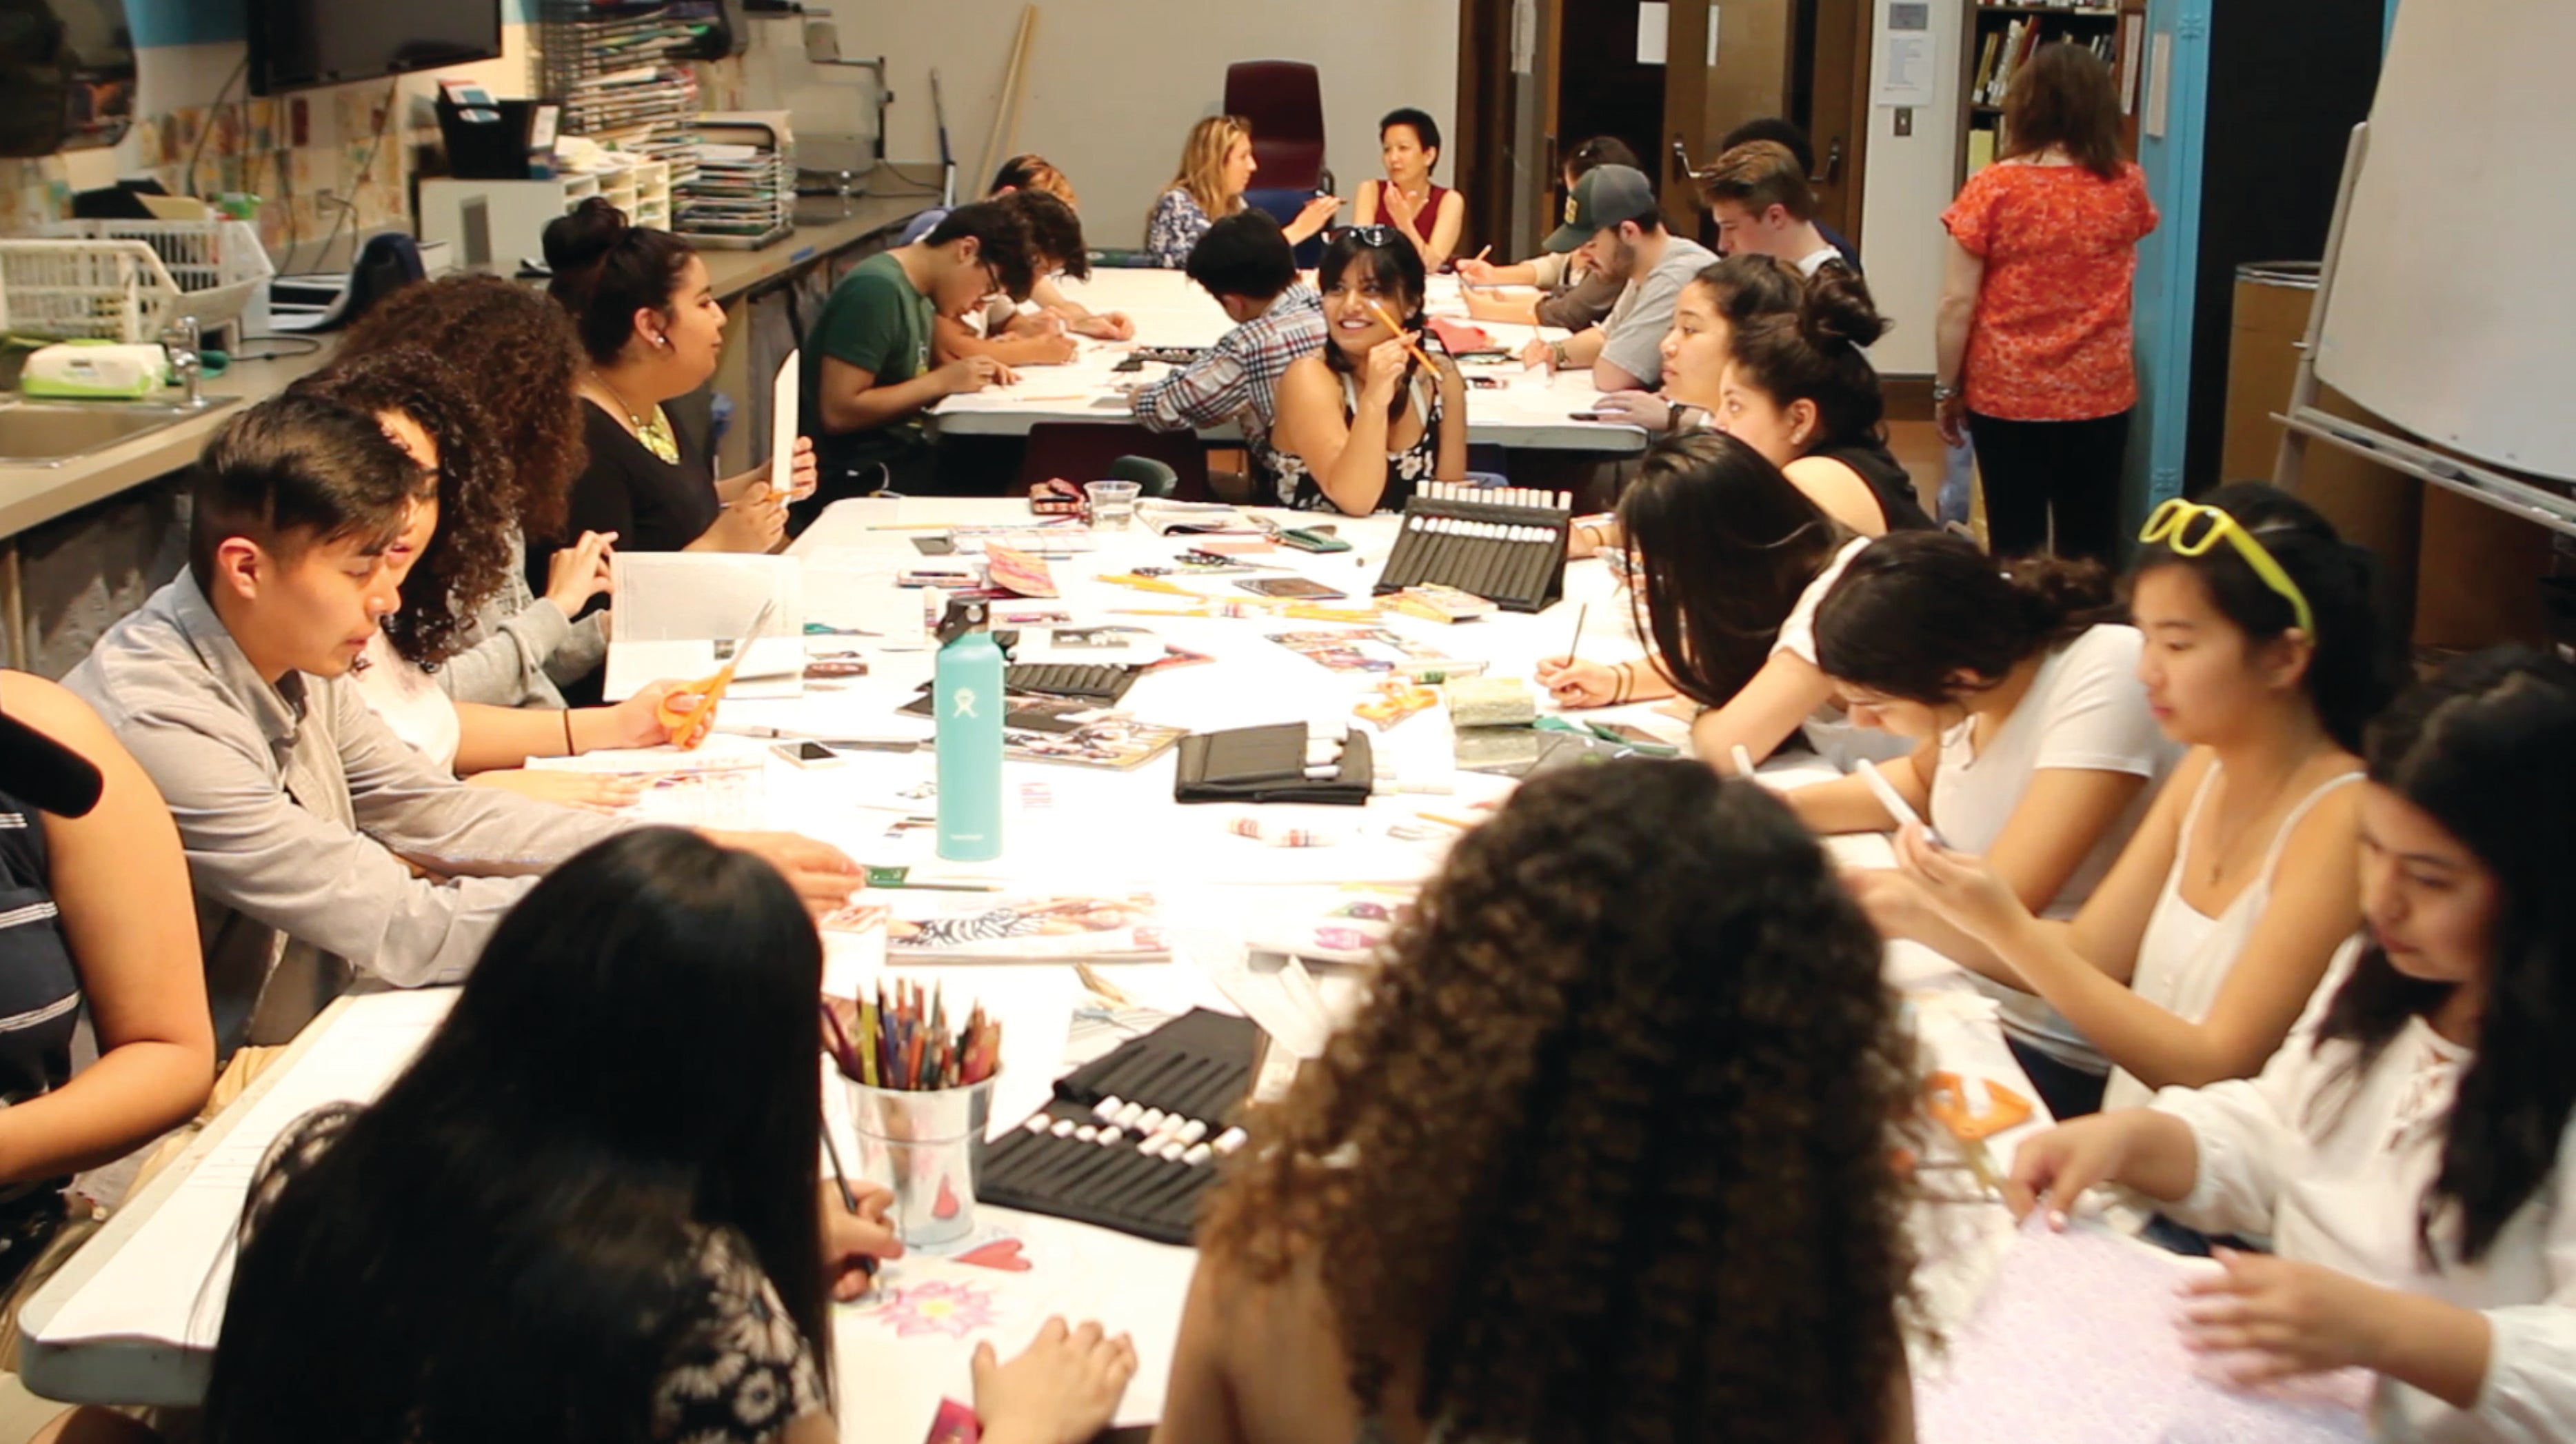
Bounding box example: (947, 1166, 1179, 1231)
(0, 398, 237, 467)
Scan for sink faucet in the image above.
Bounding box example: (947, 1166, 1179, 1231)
(164, 316, 202, 408)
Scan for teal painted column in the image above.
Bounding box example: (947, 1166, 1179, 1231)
(2125, 0, 2211, 523)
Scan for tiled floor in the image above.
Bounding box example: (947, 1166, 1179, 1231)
(1886, 419, 1947, 517)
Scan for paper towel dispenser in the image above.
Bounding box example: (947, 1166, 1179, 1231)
(0, 0, 134, 157)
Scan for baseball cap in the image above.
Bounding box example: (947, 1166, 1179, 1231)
(1544, 164, 1657, 252)
(0, 710, 102, 819)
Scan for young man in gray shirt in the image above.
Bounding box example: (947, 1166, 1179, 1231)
(1517, 163, 1715, 392)
(68, 394, 861, 1053)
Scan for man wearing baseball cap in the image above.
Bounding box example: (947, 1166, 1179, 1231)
(1518, 163, 1713, 392)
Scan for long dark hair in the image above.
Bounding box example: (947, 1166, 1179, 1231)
(1816, 533, 2120, 704)
(1318, 227, 1433, 425)
(2315, 646, 2576, 1265)
(205, 830, 831, 1444)
(2133, 482, 2399, 753)
(1618, 432, 1847, 708)
(292, 348, 517, 671)
(339, 274, 587, 546)
(1203, 761, 1917, 1444)
(1724, 266, 1891, 457)
(543, 197, 699, 366)
(2002, 42, 2126, 179)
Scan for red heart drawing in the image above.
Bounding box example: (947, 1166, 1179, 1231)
(934, 1176, 960, 1219)
(956, 1237, 1033, 1272)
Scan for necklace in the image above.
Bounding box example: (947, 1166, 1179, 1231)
(591, 369, 678, 465)
(2198, 753, 2315, 889)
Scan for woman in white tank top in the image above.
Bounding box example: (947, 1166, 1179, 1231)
(1889, 485, 2399, 1115)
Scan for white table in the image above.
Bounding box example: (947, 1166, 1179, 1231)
(931, 271, 1650, 454)
(17, 500, 2042, 1438)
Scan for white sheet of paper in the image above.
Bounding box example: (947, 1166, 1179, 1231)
(1636, 1, 1669, 63)
(34, 991, 457, 1349)
(770, 348, 805, 501)
(602, 553, 805, 701)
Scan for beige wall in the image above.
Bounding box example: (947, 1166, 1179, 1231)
(1855, 0, 1963, 375)
(834, 0, 1461, 248)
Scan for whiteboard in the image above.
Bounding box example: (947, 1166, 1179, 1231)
(2314, 1, 2576, 483)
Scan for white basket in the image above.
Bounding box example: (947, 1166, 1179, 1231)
(0, 219, 274, 342)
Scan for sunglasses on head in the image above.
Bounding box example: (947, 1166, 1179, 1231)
(1330, 224, 1405, 248)
(2138, 499, 2317, 639)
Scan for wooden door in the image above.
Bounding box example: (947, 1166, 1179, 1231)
(1797, 0, 1871, 246)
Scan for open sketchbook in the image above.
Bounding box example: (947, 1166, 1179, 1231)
(1915, 1218, 2371, 1443)
(30, 990, 458, 1354)
(602, 552, 805, 702)
(886, 892, 1168, 963)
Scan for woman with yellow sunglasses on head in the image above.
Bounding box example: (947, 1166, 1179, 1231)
(1879, 483, 2403, 1125)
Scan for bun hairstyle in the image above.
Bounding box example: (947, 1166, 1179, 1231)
(2320, 645, 2576, 1267)
(1724, 268, 1891, 453)
(1618, 431, 1847, 708)
(1815, 532, 2120, 705)
(542, 197, 696, 366)
(1318, 227, 1436, 424)
(2133, 481, 2401, 752)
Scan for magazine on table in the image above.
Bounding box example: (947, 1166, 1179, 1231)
(885, 892, 1169, 963)
(894, 690, 1187, 771)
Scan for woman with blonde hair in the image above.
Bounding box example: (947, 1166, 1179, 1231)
(1145, 116, 1338, 268)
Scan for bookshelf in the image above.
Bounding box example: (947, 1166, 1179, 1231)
(1955, 0, 2147, 184)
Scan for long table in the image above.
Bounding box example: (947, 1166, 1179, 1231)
(17, 501, 2047, 1439)
(932, 271, 1649, 454)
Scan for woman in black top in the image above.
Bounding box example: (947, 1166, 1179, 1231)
(1709, 268, 1936, 537)
(0, 674, 212, 1434)
(541, 199, 815, 572)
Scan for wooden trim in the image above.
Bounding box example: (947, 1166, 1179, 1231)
(1882, 374, 1935, 422)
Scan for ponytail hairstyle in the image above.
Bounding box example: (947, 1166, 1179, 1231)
(1318, 226, 1434, 425)
(290, 348, 516, 671)
(542, 197, 698, 366)
(1815, 534, 2120, 705)
(2315, 645, 2576, 1265)
(1618, 432, 1848, 708)
(2132, 481, 2401, 753)
(1724, 267, 1892, 456)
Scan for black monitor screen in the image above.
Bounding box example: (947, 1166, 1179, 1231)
(248, 0, 503, 96)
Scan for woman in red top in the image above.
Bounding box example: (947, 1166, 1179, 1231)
(1351, 108, 1465, 270)
(1936, 43, 2158, 563)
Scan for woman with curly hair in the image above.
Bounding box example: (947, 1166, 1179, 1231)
(335, 273, 616, 706)
(292, 352, 692, 810)
(1156, 760, 1919, 1444)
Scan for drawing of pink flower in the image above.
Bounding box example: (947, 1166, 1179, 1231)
(872, 1280, 1003, 1340)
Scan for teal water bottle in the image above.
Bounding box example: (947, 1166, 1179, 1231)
(934, 597, 1005, 861)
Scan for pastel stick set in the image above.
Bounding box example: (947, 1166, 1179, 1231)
(978, 1008, 1260, 1244)
(1372, 482, 1573, 614)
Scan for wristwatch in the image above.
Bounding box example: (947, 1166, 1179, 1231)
(1549, 341, 1571, 370)
(1931, 381, 1961, 403)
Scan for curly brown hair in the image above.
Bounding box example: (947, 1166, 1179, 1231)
(336, 274, 585, 545)
(1200, 761, 1918, 1444)
(290, 348, 514, 670)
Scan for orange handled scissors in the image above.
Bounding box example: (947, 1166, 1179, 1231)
(658, 599, 777, 750)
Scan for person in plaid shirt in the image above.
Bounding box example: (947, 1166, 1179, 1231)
(1130, 210, 1326, 504)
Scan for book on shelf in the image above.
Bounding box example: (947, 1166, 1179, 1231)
(1973, 31, 2004, 101)
(1966, 128, 1998, 176)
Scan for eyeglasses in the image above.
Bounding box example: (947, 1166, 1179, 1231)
(1329, 224, 1403, 248)
(2138, 499, 2317, 638)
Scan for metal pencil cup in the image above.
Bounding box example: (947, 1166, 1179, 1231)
(845, 1074, 996, 1248)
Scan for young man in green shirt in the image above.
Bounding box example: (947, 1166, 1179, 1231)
(798, 199, 1038, 515)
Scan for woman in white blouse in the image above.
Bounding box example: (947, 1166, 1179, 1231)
(292, 354, 689, 808)
(2008, 646, 2576, 1443)
(1787, 532, 2181, 1119)
(1888, 485, 2402, 1113)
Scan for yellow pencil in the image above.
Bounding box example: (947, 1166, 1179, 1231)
(1363, 298, 1442, 375)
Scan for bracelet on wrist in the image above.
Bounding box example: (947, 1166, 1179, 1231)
(561, 708, 577, 756)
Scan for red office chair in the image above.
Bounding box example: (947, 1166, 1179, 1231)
(1224, 60, 1328, 191)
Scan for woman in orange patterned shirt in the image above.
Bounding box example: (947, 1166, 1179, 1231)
(1936, 43, 2158, 563)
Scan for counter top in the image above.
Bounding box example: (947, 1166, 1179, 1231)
(0, 195, 915, 541)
